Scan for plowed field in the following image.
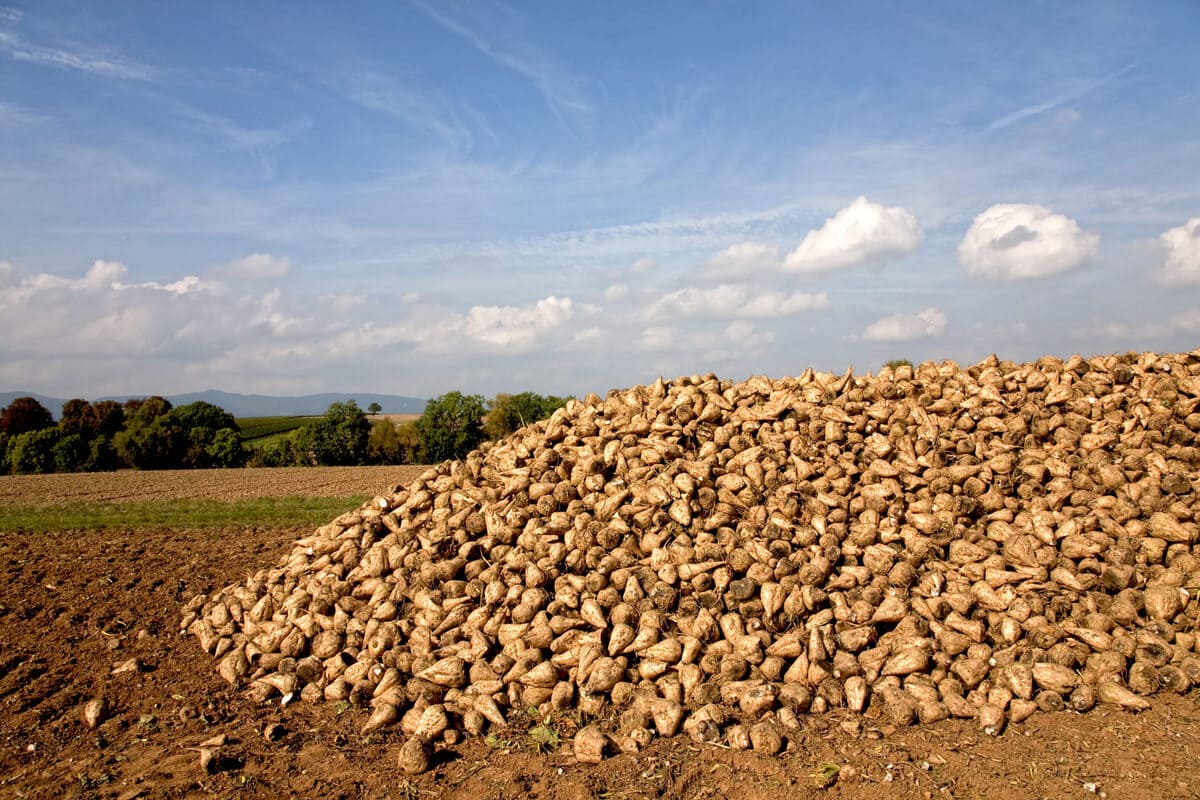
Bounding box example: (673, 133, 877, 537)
(1, 469, 1198, 799)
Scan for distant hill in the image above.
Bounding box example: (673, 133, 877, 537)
(0, 390, 426, 419)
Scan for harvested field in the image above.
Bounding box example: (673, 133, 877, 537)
(0, 465, 428, 505)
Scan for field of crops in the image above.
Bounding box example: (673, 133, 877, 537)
(235, 416, 311, 447)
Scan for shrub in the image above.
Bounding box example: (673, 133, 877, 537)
(415, 392, 487, 463)
(366, 419, 402, 464)
(483, 392, 569, 440)
(294, 401, 370, 466)
(7, 428, 60, 474)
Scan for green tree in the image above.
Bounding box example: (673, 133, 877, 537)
(60, 399, 99, 436)
(113, 396, 175, 469)
(205, 427, 247, 468)
(368, 402, 383, 416)
(294, 400, 370, 466)
(92, 401, 125, 437)
(416, 391, 487, 463)
(396, 421, 421, 464)
(248, 434, 302, 467)
(484, 392, 569, 440)
(366, 418, 401, 464)
(7, 428, 60, 474)
(85, 434, 120, 472)
(113, 416, 176, 469)
(167, 401, 242, 468)
(1, 396, 54, 435)
(52, 433, 90, 472)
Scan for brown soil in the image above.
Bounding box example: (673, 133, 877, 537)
(2, 521, 1199, 799)
(0, 466, 429, 505)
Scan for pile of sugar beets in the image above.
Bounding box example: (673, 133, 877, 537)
(184, 350, 1200, 772)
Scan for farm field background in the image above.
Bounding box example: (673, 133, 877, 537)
(0, 467, 1198, 799)
(235, 414, 422, 450)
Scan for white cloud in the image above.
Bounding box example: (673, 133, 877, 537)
(737, 290, 830, 317)
(1155, 217, 1200, 284)
(784, 197, 922, 273)
(702, 241, 780, 278)
(958, 204, 1098, 279)
(0, 260, 276, 380)
(410, 1, 593, 122)
(251, 288, 301, 336)
(862, 307, 947, 342)
(639, 326, 675, 352)
(0, 30, 156, 81)
(603, 282, 630, 301)
(1171, 309, 1200, 333)
(0, 99, 40, 127)
(222, 253, 290, 279)
(644, 284, 829, 319)
(462, 296, 573, 348)
(629, 257, 657, 274)
(322, 293, 366, 314)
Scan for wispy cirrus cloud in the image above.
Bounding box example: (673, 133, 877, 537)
(411, 0, 594, 123)
(983, 62, 1137, 134)
(323, 65, 476, 151)
(0, 29, 156, 81)
(0, 98, 41, 126)
(169, 103, 311, 152)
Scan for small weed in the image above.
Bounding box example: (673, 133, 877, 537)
(484, 732, 514, 750)
(519, 707, 568, 753)
(334, 700, 351, 715)
(394, 778, 422, 800)
(76, 772, 113, 790)
(812, 761, 840, 788)
(527, 722, 560, 753)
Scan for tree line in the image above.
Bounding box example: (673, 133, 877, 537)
(251, 391, 568, 468)
(0, 391, 568, 474)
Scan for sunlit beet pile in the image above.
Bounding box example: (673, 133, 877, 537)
(184, 350, 1200, 772)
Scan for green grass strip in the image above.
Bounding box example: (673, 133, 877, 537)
(0, 495, 369, 533)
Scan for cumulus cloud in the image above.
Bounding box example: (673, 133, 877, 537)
(462, 296, 573, 348)
(958, 204, 1098, 279)
(784, 197, 922, 273)
(862, 307, 947, 342)
(1155, 217, 1200, 284)
(219, 252, 290, 280)
(644, 284, 829, 319)
(639, 325, 675, 352)
(0, 260, 272, 382)
(701, 241, 780, 278)
(603, 282, 630, 301)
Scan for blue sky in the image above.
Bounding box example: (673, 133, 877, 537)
(1, 1, 1198, 399)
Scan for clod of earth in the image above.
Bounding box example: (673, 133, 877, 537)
(185, 350, 1200, 772)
